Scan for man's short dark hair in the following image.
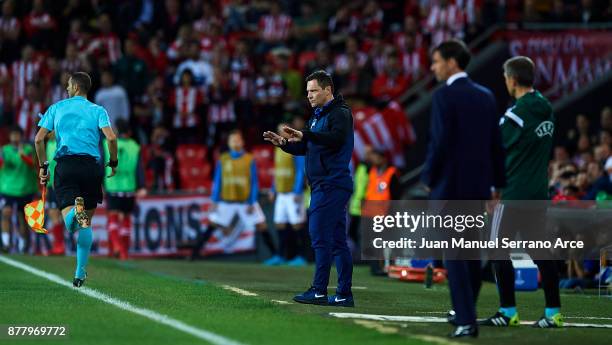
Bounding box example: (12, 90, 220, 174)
(503, 56, 535, 87)
(433, 39, 471, 70)
(115, 118, 130, 135)
(70, 72, 92, 94)
(306, 70, 334, 93)
(10, 125, 23, 135)
(229, 129, 242, 137)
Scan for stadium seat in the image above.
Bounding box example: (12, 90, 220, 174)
(139, 145, 155, 189)
(176, 144, 212, 192)
(252, 145, 274, 189)
(176, 144, 208, 163)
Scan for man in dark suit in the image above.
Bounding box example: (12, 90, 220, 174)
(421, 40, 506, 338)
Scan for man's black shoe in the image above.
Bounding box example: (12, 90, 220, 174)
(449, 324, 478, 338)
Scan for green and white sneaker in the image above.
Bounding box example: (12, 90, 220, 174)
(479, 311, 520, 327)
(533, 313, 563, 328)
(74, 197, 89, 228)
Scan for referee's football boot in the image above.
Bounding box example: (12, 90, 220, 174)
(74, 197, 89, 228)
(479, 311, 520, 327)
(293, 287, 328, 305)
(532, 313, 563, 328)
(73, 272, 87, 288)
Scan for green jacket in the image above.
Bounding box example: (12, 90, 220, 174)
(103, 138, 141, 193)
(0, 144, 38, 197)
(349, 163, 369, 216)
(500, 90, 554, 200)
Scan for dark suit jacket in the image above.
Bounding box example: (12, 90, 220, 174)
(421, 77, 506, 200)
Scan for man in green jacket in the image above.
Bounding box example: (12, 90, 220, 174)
(0, 126, 38, 253)
(103, 119, 146, 260)
(348, 145, 372, 257)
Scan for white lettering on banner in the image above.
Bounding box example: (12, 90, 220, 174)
(88, 195, 255, 257)
(508, 31, 612, 97)
(510, 35, 586, 56)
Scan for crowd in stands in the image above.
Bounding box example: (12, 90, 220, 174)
(0, 1, 611, 287)
(550, 106, 612, 201)
(0, 0, 611, 193)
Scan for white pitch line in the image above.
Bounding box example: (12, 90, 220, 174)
(330, 312, 612, 329)
(221, 285, 258, 297)
(415, 311, 447, 315)
(413, 334, 464, 345)
(271, 300, 292, 305)
(414, 311, 612, 321)
(331, 313, 447, 323)
(565, 316, 612, 321)
(0, 256, 247, 345)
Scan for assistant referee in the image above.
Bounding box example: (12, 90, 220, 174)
(481, 56, 562, 328)
(35, 72, 118, 288)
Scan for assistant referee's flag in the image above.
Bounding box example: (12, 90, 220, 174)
(24, 164, 48, 234)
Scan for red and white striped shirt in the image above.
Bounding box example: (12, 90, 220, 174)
(400, 49, 426, 80)
(171, 87, 203, 128)
(360, 10, 384, 37)
(334, 52, 368, 72)
(0, 64, 8, 107)
(230, 55, 253, 100)
(255, 74, 285, 102)
(353, 105, 416, 168)
(48, 84, 68, 105)
(207, 83, 235, 123)
(0, 16, 20, 37)
(200, 35, 227, 61)
(231, 72, 252, 100)
(208, 101, 235, 124)
(258, 14, 292, 42)
(60, 57, 83, 73)
(193, 17, 221, 37)
(167, 38, 186, 61)
(23, 12, 55, 37)
(86, 34, 122, 63)
(394, 32, 425, 52)
(455, 0, 481, 24)
(11, 60, 42, 101)
(371, 54, 387, 76)
(425, 4, 465, 47)
(15, 99, 44, 142)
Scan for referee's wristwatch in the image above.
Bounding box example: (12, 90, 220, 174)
(108, 159, 119, 168)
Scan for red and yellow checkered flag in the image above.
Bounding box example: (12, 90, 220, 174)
(24, 186, 47, 234)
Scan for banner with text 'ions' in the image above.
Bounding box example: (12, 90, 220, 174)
(89, 194, 255, 257)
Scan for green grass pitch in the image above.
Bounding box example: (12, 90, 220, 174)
(1, 255, 610, 345)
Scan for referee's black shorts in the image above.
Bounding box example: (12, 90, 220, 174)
(54, 155, 104, 210)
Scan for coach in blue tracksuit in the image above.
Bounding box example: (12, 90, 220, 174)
(263, 70, 354, 307)
(421, 40, 506, 338)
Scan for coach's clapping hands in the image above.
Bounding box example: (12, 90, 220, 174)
(282, 127, 303, 142)
(263, 126, 303, 146)
(263, 130, 287, 146)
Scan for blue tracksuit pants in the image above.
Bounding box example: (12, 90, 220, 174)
(308, 185, 353, 296)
